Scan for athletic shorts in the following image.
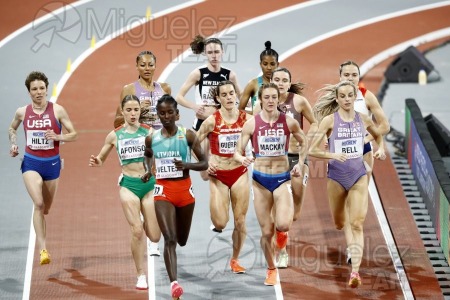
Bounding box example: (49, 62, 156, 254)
(210, 165, 247, 189)
(154, 177, 195, 207)
(119, 174, 155, 200)
(288, 153, 309, 186)
(21, 154, 61, 181)
(252, 170, 291, 193)
(287, 153, 309, 170)
(363, 142, 372, 155)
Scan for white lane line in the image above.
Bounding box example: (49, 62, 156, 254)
(278, 1, 450, 63)
(274, 271, 284, 300)
(147, 252, 156, 300)
(158, 0, 332, 82)
(50, 0, 204, 102)
(368, 177, 414, 299)
(360, 27, 450, 76)
(14, 2, 204, 299)
(0, 0, 95, 49)
(22, 211, 36, 300)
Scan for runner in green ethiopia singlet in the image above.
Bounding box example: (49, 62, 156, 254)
(151, 127, 190, 179)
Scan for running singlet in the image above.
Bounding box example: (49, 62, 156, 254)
(196, 66, 231, 106)
(250, 76, 264, 108)
(134, 81, 165, 129)
(354, 86, 369, 116)
(252, 113, 290, 157)
(115, 124, 150, 166)
(23, 102, 61, 158)
(278, 92, 303, 129)
(209, 110, 247, 157)
(328, 112, 365, 168)
(151, 127, 190, 179)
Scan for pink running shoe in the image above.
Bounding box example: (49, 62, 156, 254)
(171, 282, 183, 298)
(348, 271, 361, 288)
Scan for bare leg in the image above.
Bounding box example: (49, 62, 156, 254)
(119, 188, 146, 276)
(230, 174, 250, 259)
(253, 182, 276, 269)
(209, 177, 230, 232)
(347, 176, 369, 272)
(141, 191, 161, 242)
(23, 172, 58, 251)
(155, 201, 195, 281)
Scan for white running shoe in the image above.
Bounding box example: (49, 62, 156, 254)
(276, 252, 289, 268)
(209, 224, 222, 233)
(148, 241, 161, 257)
(136, 274, 148, 290)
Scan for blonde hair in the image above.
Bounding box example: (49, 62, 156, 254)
(313, 80, 357, 122)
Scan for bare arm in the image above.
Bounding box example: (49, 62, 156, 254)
(183, 129, 208, 171)
(52, 104, 78, 142)
(287, 116, 307, 176)
(175, 69, 200, 111)
(195, 115, 215, 144)
(362, 113, 386, 160)
(8, 107, 25, 157)
(141, 134, 154, 182)
(252, 100, 262, 115)
(229, 70, 242, 100)
(160, 82, 172, 95)
(89, 131, 116, 167)
(234, 119, 255, 167)
(238, 78, 257, 111)
(365, 90, 390, 138)
(295, 94, 318, 145)
(309, 115, 346, 162)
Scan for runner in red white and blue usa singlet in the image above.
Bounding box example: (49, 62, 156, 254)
(252, 113, 290, 157)
(23, 102, 61, 158)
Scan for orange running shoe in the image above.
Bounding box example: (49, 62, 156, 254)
(276, 230, 288, 249)
(171, 281, 183, 298)
(264, 268, 278, 286)
(348, 271, 361, 288)
(39, 249, 51, 265)
(230, 258, 246, 274)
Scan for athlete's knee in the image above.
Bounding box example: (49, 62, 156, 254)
(261, 228, 275, 241)
(275, 223, 290, 233)
(200, 171, 210, 181)
(213, 218, 227, 230)
(33, 202, 45, 213)
(177, 238, 187, 247)
(350, 219, 364, 232)
(130, 224, 145, 239)
(144, 225, 160, 243)
(233, 215, 246, 231)
(165, 235, 177, 248)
